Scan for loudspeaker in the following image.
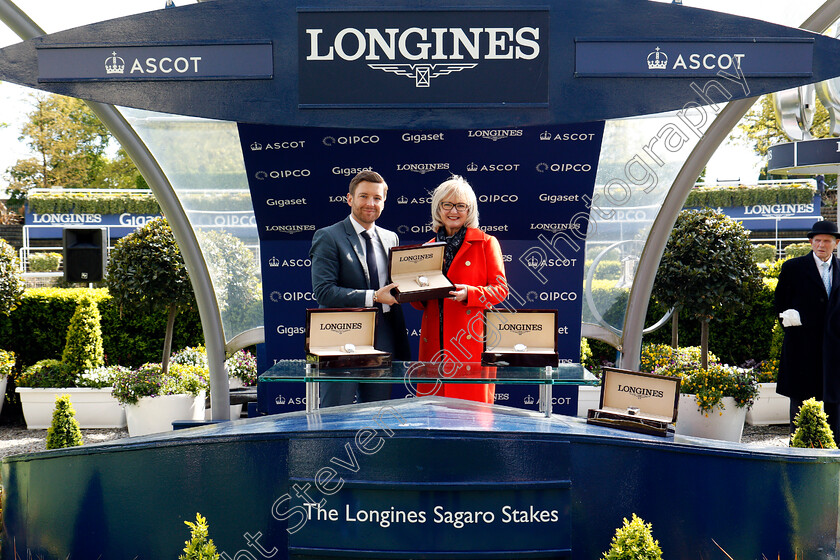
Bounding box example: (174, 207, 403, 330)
(63, 227, 107, 283)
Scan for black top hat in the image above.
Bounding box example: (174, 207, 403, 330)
(807, 220, 840, 239)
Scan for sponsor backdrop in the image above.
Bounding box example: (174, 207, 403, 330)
(238, 123, 604, 413)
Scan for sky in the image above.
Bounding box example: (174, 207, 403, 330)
(0, 0, 827, 194)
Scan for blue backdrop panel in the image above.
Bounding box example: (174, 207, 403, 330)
(237, 124, 603, 362)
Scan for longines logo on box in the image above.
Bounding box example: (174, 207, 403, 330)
(299, 10, 548, 106)
(399, 253, 434, 263)
(320, 322, 363, 335)
(617, 384, 664, 400)
(498, 323, 542, 335)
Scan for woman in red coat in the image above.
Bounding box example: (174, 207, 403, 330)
(412, 175, 508, 403)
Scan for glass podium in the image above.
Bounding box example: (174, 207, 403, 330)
(260, 360, 599, 417)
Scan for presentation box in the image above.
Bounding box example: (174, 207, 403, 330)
(389, 242, 454, 303)
(305, 308, 390, 369)
(482, 309, 559, 367)
(587, 368, 681, 437)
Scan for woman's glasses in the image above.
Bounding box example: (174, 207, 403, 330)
(440, 202, 469, 212)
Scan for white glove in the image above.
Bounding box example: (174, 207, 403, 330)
(779, 309, 802, 327)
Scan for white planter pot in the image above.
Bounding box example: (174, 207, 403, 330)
(577, 385, 602, 417)
(745, 382, 790, 426)
(16, 387, 126, 430)
(124, 392, 205, 437)
(205, 404, 244, 420)
(676, 394, 747, 442)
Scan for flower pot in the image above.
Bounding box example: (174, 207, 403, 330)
(577, 385, 602, 417)
(676, 394, 747, 442)
(16, 387, 126, 429)
(204, 404, 244, 420)
(124, 392, 205, 437)
(745, 382, 790, 426)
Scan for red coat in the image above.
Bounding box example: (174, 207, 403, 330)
(412, 228, 508, 403)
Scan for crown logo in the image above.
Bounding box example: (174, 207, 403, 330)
(275, 395, 286, 405)
(268, 256, 280, 267)
(250, 142, 263, 151)
(540, 131, 552, 141)
(526, 254, 543, 268)
(466, 162, 478, 172)
(397, 195, 409, 204)
(524, 395, 535, 405)
(647, 47, 668, 70)
(104, 51, 125, 74)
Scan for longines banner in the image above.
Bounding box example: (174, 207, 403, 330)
(239, 123, 604, 411)
(2, 0, 840, 127)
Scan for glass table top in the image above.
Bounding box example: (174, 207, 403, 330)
(260, 360, 599, 385)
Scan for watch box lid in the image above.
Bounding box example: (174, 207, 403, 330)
(389, 242, 454, 303)
(483, 309, 558, 353)
(595, 367, 681, 423)
(305, 308, 379, 353)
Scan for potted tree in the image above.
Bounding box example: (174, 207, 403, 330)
(15, 297, 127, 429)
(112, 362, 208, 436)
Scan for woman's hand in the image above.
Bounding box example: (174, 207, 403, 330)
(449, 284, 468, 302)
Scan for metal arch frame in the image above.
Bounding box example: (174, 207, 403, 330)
(619, 0, 840, 371)
(0, 0, 231, 420)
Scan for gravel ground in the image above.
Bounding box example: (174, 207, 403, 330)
(0, 421, 791, 461)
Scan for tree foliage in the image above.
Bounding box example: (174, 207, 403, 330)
(601, 514, 662, 560)
(0, 238, 24, 316)
(652, 209, 762, 366)
(61, 297, 105, 375)
(732, 94, 830, 157)
(179, 513, 220, 560)
(791, 398, 837, 449)
(5, 94, 144, 206)
(106, 217, 195, 372)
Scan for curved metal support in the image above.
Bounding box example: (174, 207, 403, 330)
(620, 0, 840, 370)
(0, 0, 230, 420)
(225, 327, 265, 354)
(581, 323, 621, 350)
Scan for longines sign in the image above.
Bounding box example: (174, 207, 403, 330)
(298, 10, 549, 106)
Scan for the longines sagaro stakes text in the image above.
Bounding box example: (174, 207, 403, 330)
(219, 66, 750, 559)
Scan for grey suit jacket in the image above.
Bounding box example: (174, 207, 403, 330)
(309, 216, 400, 308)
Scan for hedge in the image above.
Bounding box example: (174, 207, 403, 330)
(685, 183, 815, 208)
(0, 287, 203, 371)
(27, 191, 254, 215)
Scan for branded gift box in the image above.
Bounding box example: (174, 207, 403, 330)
(305, 308, 391, 369)
(586, 368, 681, 437)
(389, 242, 454, 303)
(481, 309, 559, 367)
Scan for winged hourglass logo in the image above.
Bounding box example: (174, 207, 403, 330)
(367, 63, 477, 87)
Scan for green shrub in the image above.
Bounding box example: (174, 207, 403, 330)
(62, 297, 105, 375)
(639, 344, 717, 373)
(17, 359, 75, 388)
(769, 320, 783, 361)
(686, 183, 815, 208)
(0, 238, 24, 316)
(45, 394, 83, 450)
(0, 287, 203, 370)
(791, 398, 837, 449)
(785, 242, 812, 259)
(602, 513, 662, 560)
(28, 252, 62, 272)
(762, 258, 786, 279)
(179, 513, 220, 560)
(751, 244, 776, 263)
(0, 349, 14, 378)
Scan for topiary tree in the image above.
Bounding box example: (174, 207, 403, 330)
(106, 217, 195, 374)
(0, 238, 25, 316)
(791, 398, 837, 449)
(602, 513, 662, 560)
(61, 297, 104, 375)
(179, 513, 220, 560)
(652, 209, 762, 368)
(46, 394, 83, 449)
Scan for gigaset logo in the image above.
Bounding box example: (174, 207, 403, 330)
(305, 26, 541, 87)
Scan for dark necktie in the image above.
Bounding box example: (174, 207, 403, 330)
(361, 230, 380, 290)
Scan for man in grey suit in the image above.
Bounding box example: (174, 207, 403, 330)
(310, 170, 411, 406)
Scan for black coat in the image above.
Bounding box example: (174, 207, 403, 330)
(774, 251, 840, 402)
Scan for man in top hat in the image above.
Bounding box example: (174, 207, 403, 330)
(775, 220, 840, 435)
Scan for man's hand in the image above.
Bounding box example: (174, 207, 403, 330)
(375, 282, 399, 306)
